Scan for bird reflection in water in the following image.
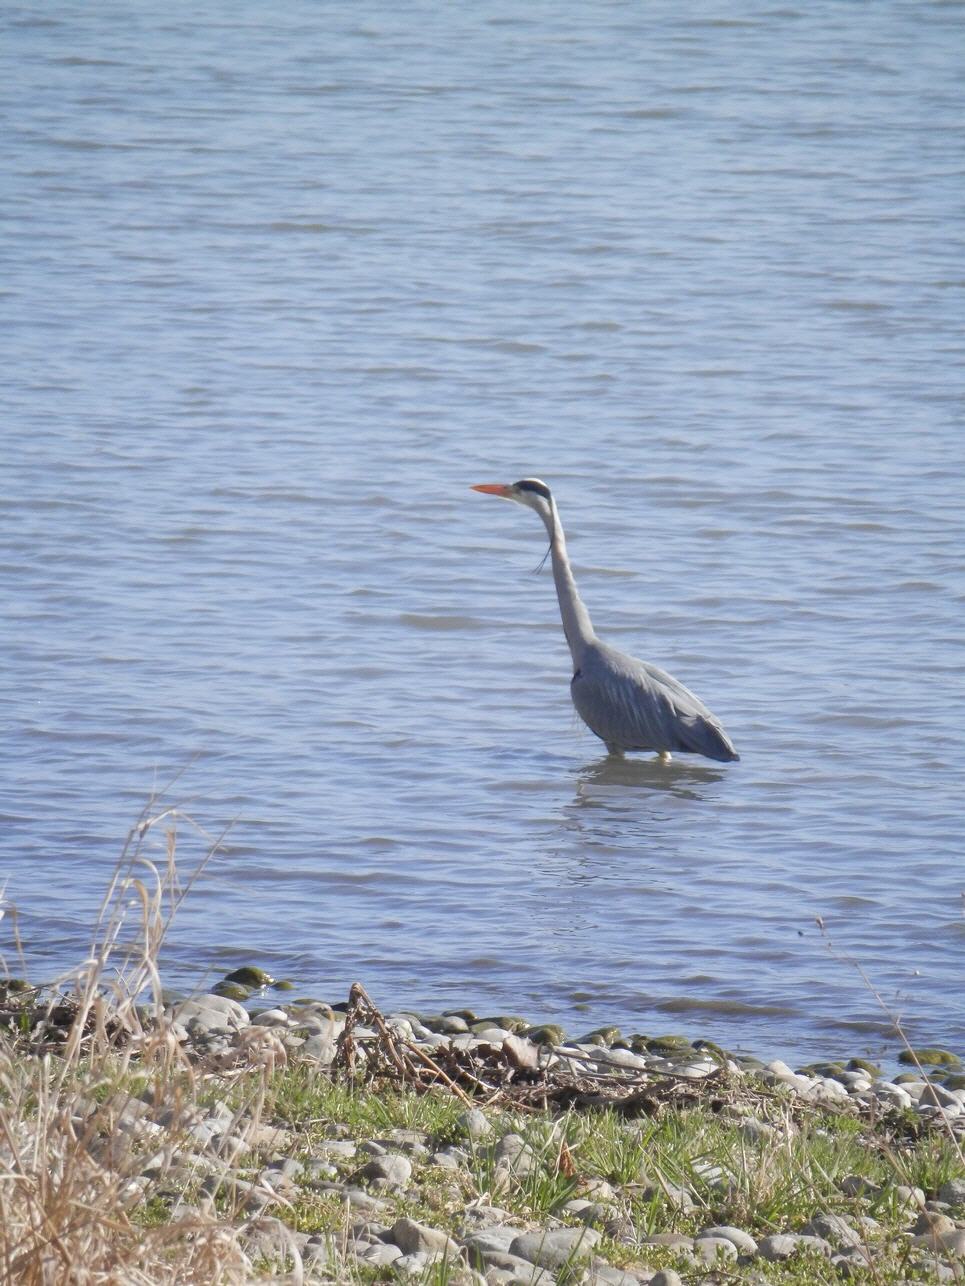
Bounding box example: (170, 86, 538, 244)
(574, 754, 726, 806)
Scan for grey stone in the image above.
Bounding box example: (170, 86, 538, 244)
(578, 1177, 618, 1201)
(801, 1211, 863, 1248)
(895, 1184, 926, 1207)
(593, 1047, 650, 1070)
(509, 1227, 601, 1271)
(391, 1216, 463, 1259)
(433, 1147, 467, 1170)
(393, 1252, 429, 1275)
(302, 1238, 330, 1267)
(477, 1252, 555, 1283)
(649, 1272, 685, 1286)
(340, 1185, 391, 1212)
(840, 1174, 882, 1198)
(300, 1033, 335, 1064)
(459, 1108, 494, 1140)
(943, 1230, 965, 1257)
(737, 1115, 777, 1142)
(382, 1127, 431, 1151)
(492, 1132, 535, 1176)
(503, 1033, 540, 1070)
(700, 1225, 758, 1255)
(357, 1152, 413, 1189)
(585, 1263, 653, 1285)
(263, 1157, 303, 1184)
(313, 1138, 357, 1159)
(425, 1014, 470, 1034)
(359, 1242, 404, 1266)
(248, 1007, 290, 1027)
(830, 1249, 871, 1278)
(939, 1178, 965, 1207)
(920, 1083, 962, 1109)
(465, 1226, 521, 1257)
(873, 1081, 914, 1109)
(758, 1233, 831, 1260)
(457, 1203, 516, 1231)
(349, 1218, 389, 1241)
(638, 1179, 695, 1211)
(169, 994, 249, 1032)
(914, 1229, 965, 1256)
(643, 1233, 694, 1252)
(912, 1211, 956, 1237)
(561, 1199, 610, 1225)
(694, 1235, 738, 1264)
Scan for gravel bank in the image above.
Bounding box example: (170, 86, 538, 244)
(3, 975, 963, 1283)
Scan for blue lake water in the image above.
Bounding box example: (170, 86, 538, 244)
(2, 1, 963, 1063)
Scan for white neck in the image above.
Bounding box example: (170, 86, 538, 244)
(537, 498, 595, 666)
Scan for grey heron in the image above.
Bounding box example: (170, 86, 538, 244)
(471, 479, 739, 763)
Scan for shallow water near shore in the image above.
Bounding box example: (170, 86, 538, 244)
(2, 1, 964, 1066)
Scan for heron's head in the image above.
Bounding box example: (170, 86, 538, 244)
(471, 478, 555, 524)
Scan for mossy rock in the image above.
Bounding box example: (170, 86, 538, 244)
(799, 1062, 845, 1078)
(0, 979, 34, 1007)
(212, 981, 252, 1001)
(940, 1074, 965, 1091)
(692, 1039, 728, 1062)
(443, 1009, 477, 1023)
(578, 1025, 621, 1047)
(898, 1047, 962, 1068)
(894, 1072, 924, 1084)
(523, 1024, 567, 1047)
(477, 1014, 529, 1033)
(846, 1057, 881, 1076)
(646, 1034, 694, 1053)
(271, 979, 296, 991)
(224, 965, 275, 988)
(733, 1055, 766, 1071)
(419, 1014, 468, 1035)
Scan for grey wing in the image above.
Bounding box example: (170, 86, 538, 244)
(573, 644, 739, 762)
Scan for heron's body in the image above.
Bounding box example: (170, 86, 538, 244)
(471, 478, 739, 763)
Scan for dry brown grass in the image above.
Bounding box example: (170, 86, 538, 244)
(0, 801, 259, 1286)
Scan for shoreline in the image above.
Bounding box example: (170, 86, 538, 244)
(3, 972, 963, 1283)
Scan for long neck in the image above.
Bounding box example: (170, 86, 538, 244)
(540, 498, 595, 665)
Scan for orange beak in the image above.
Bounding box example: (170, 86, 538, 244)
(471, 483, 513, 497)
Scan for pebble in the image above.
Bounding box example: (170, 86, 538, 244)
(464, 1225, 521, 1257)
(872, 1081, 914, 1109)
(391, 1216, 463, 1259)
(700, 1224, 758, 1255)
(477, 1251, 555, 1283)
(644, 1232, 694, 1252)
(758, 1232, 831, 1260)
(801, 1211, 863, 1248)
(356, 1152, 412, 1189)
(359, 1241, 403, 1266)
(694, 1235, 739, 1263)
(459, 1107, 494, 1140)
(492, 1132, 536, 1176)
(248, 1007, 290, 1027)
(509, 1227, 602, 1270)
(940, 1178, 965, 1207)
(592, 1047, 650, 1070)
(168, 993, 249, 1032)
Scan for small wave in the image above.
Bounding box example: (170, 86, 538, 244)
(400, 613, 486, 631)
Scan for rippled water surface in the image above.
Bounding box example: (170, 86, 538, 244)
(3, 2, 964, 1063)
